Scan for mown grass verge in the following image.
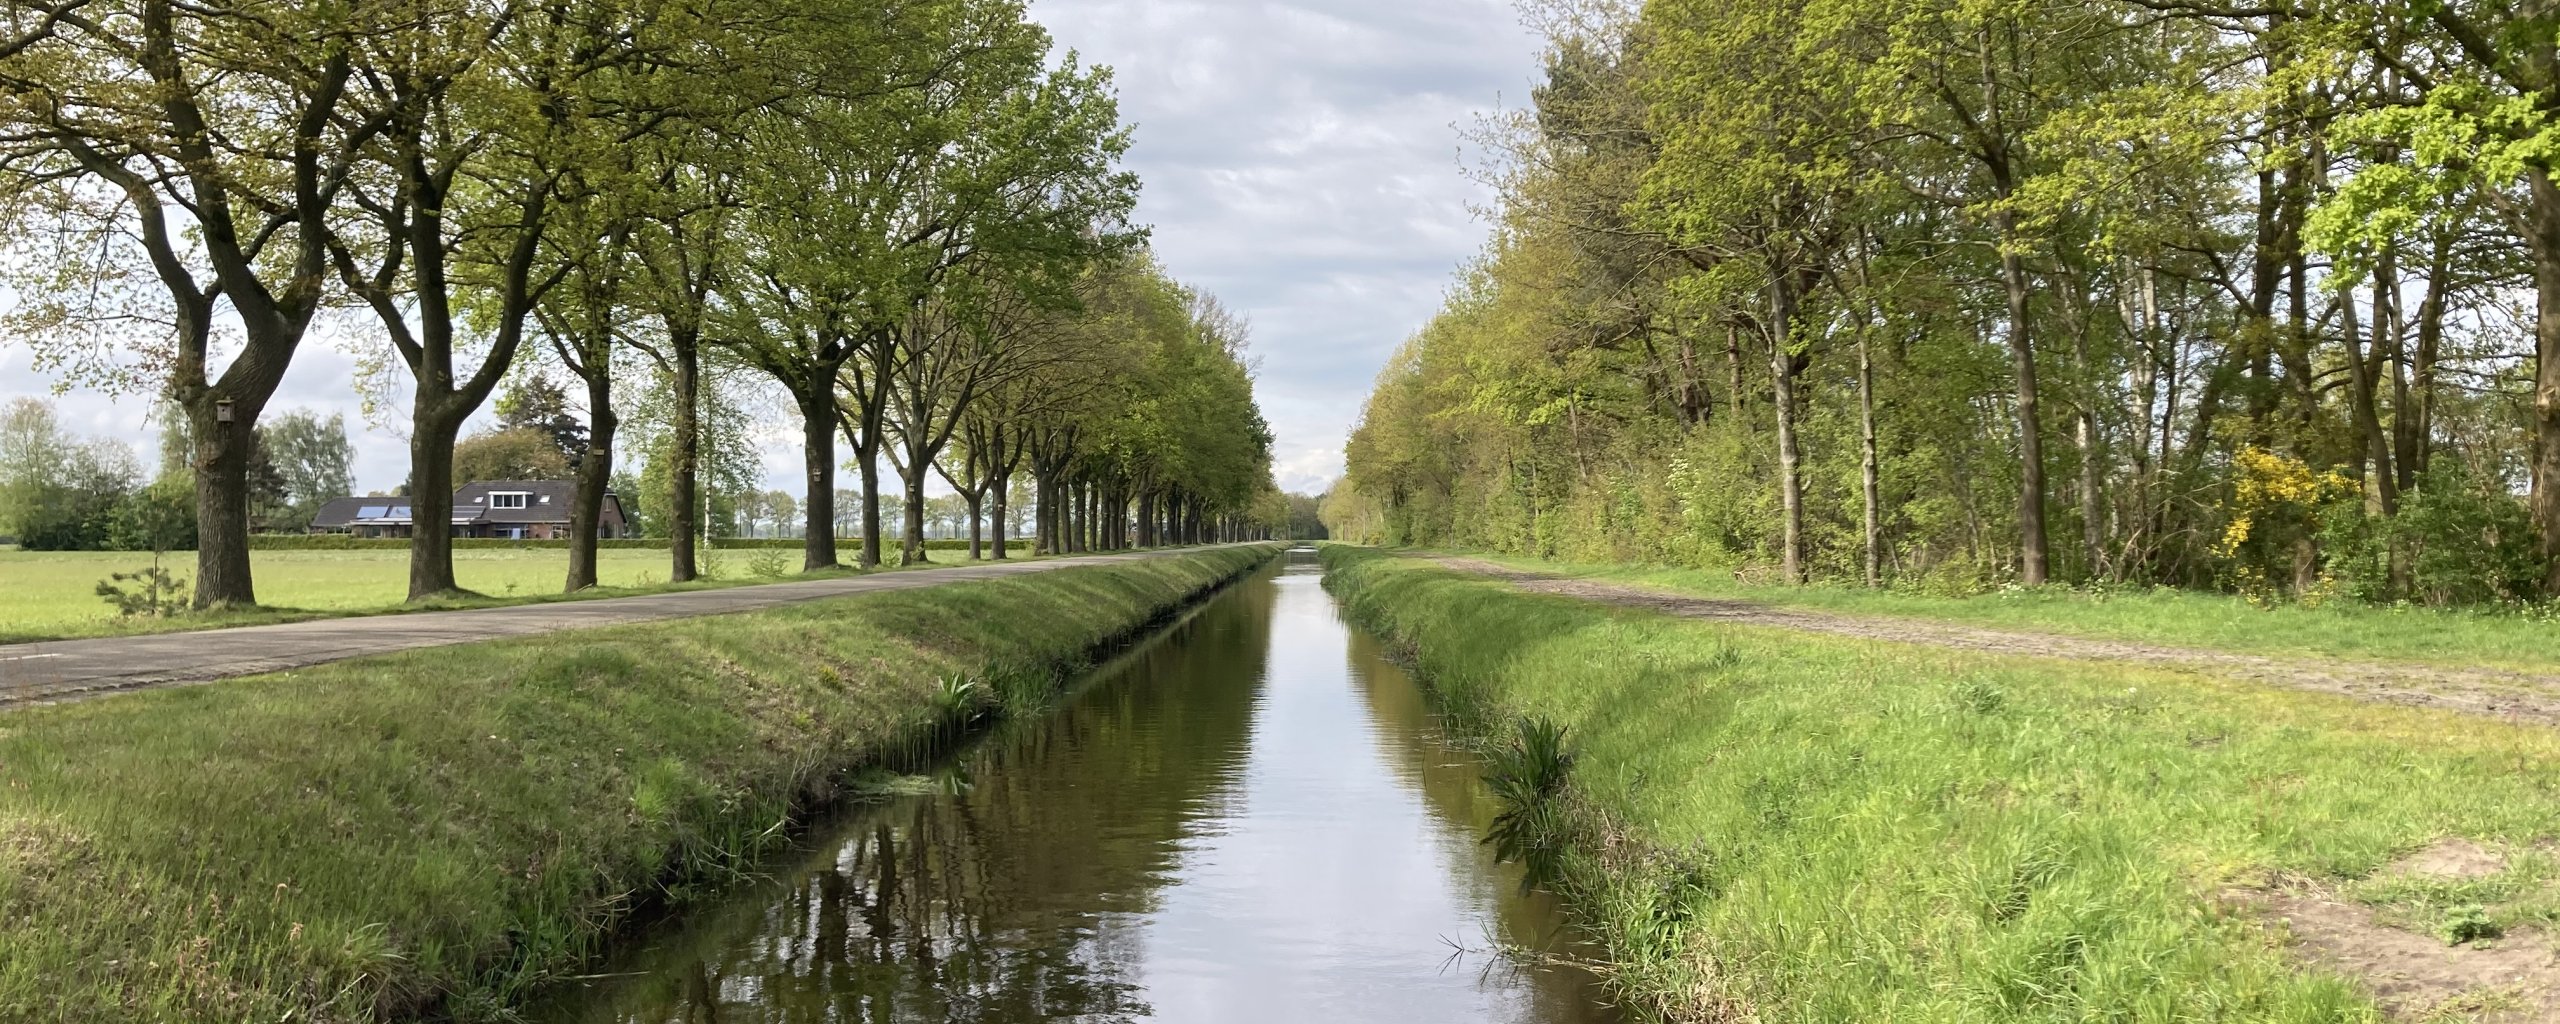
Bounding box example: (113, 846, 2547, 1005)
(1323, 546, 2560, 1023)
(0, 545, 1101, 645)
(1444, 549, 2560, 673)
(0, 543, 1276, 1023)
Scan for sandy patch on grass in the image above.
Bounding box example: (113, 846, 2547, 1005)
(2268, 889, 2560, 1022)
(2382, 839, 2513, 883)
(1434, 558, 2560, 725)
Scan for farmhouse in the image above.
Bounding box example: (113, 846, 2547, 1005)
(309, 481, 629, 540)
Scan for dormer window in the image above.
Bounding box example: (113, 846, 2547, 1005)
(491, 492, 530, 510)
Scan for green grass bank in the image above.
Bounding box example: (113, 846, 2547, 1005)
(1448, 551, 2560, 672)
(1322, 546, 2560, 1023)
(0, 544, 1275, 1023)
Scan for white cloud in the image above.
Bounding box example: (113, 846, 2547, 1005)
(1033, 0, 1540, 497)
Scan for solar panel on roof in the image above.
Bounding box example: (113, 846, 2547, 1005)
(357, 505, 389, 519)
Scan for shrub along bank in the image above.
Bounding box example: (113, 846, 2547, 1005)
(1321, 546, 2560, 1023)
(0, 544, 1275, 1023)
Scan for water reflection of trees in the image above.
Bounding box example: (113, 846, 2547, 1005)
(562, 576, 1278, 1024)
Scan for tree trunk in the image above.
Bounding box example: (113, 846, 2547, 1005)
(1996, 208, 2050, 586)
(2341, 264, 2399, 517)
(2531, 169, 2560, 595)
(796, 385, 840, 572)
(991, 471, 1012, 560)
(902, 466, 929, 566)
(857, 442, 882, 570)
(2410, 242, 2447, 483)
(565, 374, 616, 592)
(1768, 276, 1806, 585)
(669, 333, 701, 583)
(966, 491, 984, 560)
(1857, 326, 1882, 588)
(186, 400, 258, 608)
(2060, 277, 2106, 581)
(408, 406, 466, 599)
(1032, 472, 1051, 555)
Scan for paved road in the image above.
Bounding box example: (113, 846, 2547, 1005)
(0, 547, 1254, 709)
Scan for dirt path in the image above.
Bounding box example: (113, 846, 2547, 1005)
(1434, 557, 2560, 725)
(0, 546, 1260, 711)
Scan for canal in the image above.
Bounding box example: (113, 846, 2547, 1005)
(538, 548, 1618, 1023)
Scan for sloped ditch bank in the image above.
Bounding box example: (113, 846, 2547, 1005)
(0, 545, 1278, 1024)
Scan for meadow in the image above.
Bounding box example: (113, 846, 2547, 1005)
(0, 545, 1276, 1023)
(1325, 547, 2560, 1023)
(1457, 551, 2560, 673)
(0, 546, 958, 644)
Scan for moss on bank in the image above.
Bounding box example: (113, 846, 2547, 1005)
(0, 545, 1274, 1023)
(1322, 546, 2560, 1023)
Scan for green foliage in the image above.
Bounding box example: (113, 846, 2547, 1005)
(106, 478, 195, 553)
(2436, 903, 2500, 946)
(1329, 0, 2555, 605)
(93, 563, 188, 619)
(452, 427, 574, 486)
(15, 449, 137, 552)
(493, 376, 589, 462)
(2324, 461, 2544, 606)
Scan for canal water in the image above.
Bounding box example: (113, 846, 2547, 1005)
(537, 549, 1619, 1023)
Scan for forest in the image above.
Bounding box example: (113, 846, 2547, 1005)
(0, 0, 1283, 608)
(1327, 0, 2560, 608)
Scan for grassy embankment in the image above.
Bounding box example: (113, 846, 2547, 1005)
(0, 543, 1275, 1023)
(0, 546, 1013, 645)
(1449, 550, 2560, 672)
(1324, 546, 2560, 1023)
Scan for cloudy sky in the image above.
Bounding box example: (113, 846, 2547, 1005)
(1028, 0, 1542, 494)
(0, 1, 1545, 498)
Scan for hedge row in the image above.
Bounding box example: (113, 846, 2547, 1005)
(239, 535, 994, 552)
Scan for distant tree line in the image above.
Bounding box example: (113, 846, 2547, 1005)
(0, 0, 1282, 606)
(1330, 0, 2560, 607)
(0, 398, 352, 552)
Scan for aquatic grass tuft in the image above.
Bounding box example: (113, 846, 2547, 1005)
(933, 673, 986, 727)
(1482, 715, 1576, 892)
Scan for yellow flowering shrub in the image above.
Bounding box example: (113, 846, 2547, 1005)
(2215, 447, 2354, 558)
(2213, 447, 2357, 604)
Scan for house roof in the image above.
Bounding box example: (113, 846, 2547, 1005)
(310, 481, 625, 530)
(457, 481, 626, 525)
(309, 497, 482, 528)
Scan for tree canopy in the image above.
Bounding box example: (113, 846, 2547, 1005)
(1330, 0, 2560, 606)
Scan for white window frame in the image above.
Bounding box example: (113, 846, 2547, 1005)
(491, 491, 530, 510)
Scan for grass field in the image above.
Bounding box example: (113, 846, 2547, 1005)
(1325, 547, 2560, 1023)
(1455, 550, 2560, 672)
(0, 546, 968, 644)
(0, 544, 1276, 1023)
